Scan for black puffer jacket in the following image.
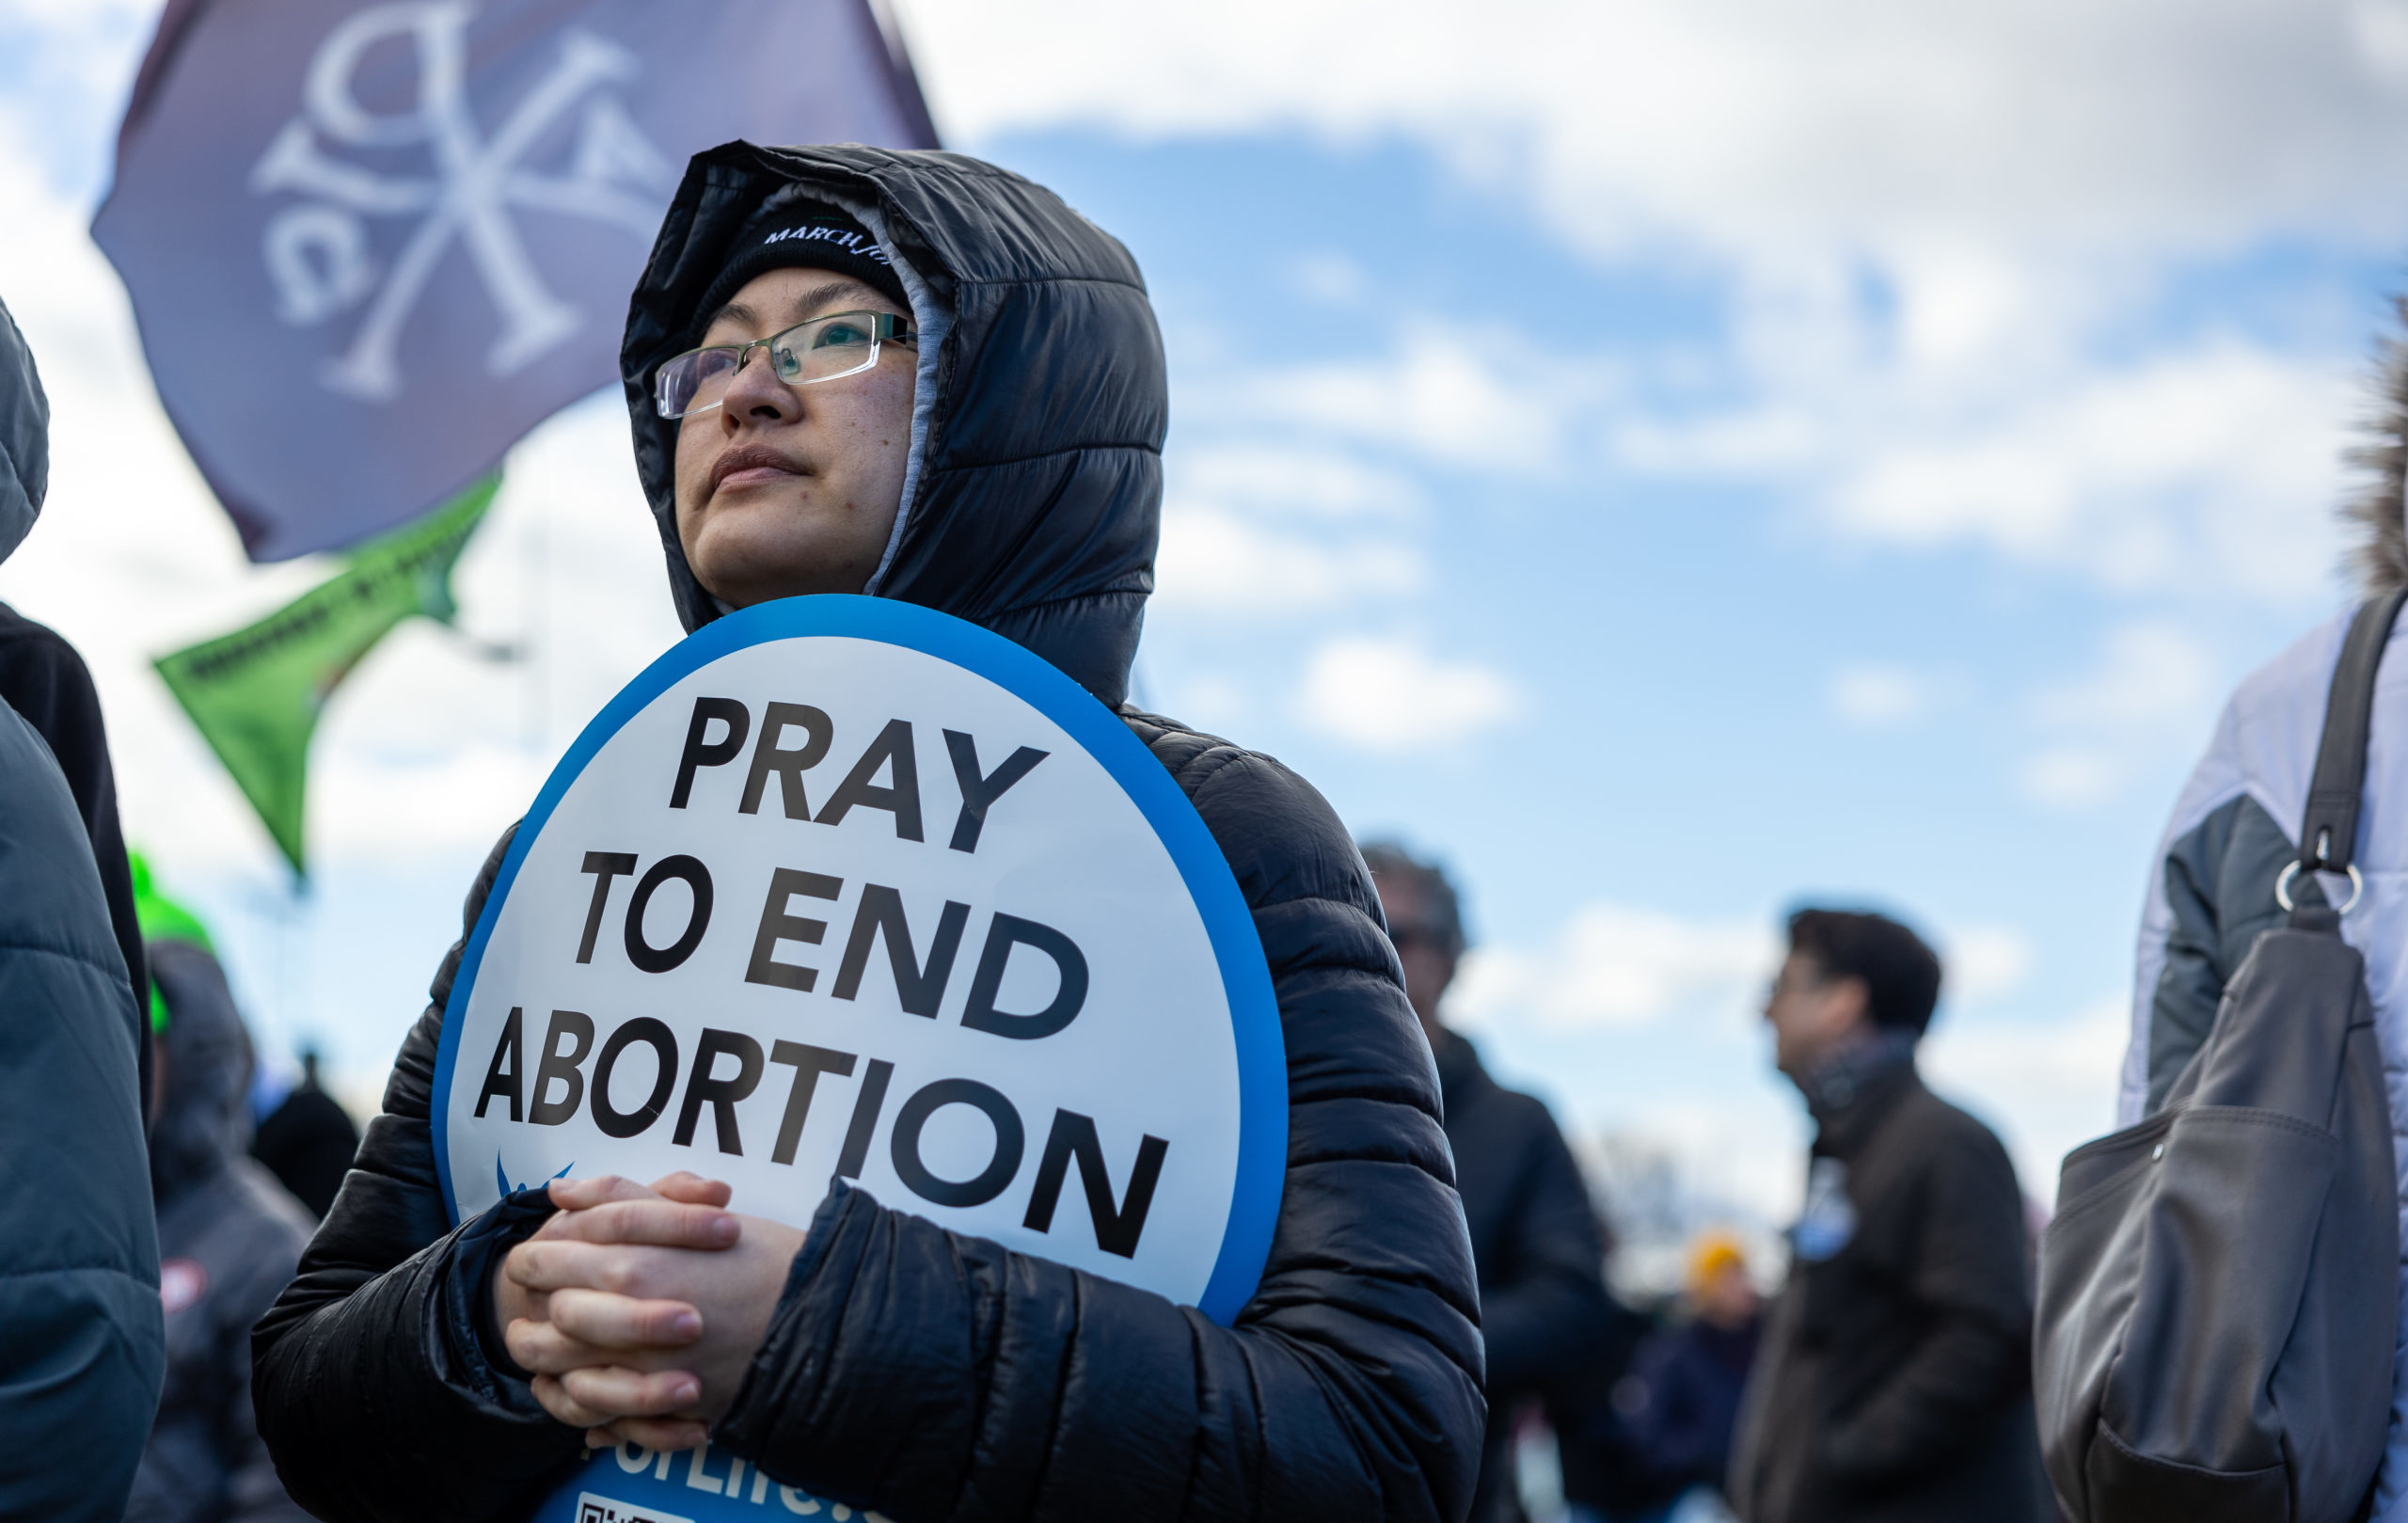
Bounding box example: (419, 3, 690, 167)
(255, 145, 1484, 1523)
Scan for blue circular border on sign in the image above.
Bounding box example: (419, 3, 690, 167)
(430, 595, 1287, 1325)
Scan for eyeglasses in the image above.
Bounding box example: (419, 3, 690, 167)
(1765, 966, 1833, 1004)
(653, 310, 914, 420)
(1388, 924, 1454, 954)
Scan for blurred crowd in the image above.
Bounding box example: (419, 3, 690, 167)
(1363, 845, 2050, 1523)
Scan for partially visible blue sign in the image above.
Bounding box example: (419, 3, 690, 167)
(435, 596, 1286, 1520)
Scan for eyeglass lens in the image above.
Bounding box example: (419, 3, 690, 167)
(656, 313, 886, 419)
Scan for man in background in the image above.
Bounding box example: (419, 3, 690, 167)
(1729, 908, 2045, 1523)
(1365, 840, 1614, 1523)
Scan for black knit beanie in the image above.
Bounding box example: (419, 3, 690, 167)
(690, 200, 910, 340)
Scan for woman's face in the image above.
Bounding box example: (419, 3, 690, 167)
(672, 266, 917, 606)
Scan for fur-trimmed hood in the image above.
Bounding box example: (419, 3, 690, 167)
(2347, 296, 2408, 595)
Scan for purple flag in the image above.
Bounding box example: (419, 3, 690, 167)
(94, 0, 938, 560)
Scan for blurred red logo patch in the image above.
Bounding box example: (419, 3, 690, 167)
(160, 1258, 207, 1314)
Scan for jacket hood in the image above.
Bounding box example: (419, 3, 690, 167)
(149, 937, 255, 1199)
(621, 143, 1165, 708)
(0, 297, 46, 565)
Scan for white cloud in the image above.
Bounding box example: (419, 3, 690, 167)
(1288, 249, 1369, 306)
(1172, 443, 1423, 520)
(1453, 904, 2023, 1033)
(1211, 335, 1607, 472)
(1922, 994, 2131, 1198)
(907, 0, 2408, 262)
(1154, 505, 1424, 615)
(1155, 671, 1249, 733)
(2016, 620, 2221, 807)
(0, 1, 148, 140)
(1151, 443, 1432, 619)
(1942, 923, 2034, 1005)
(2019, 748, 2125, 809)
(1830, 662, 1933, 727)
(1616, 307, 2354, 600)
(1450, 902, 1780, 1032)
(1290, 633, 1524, 750)
(0, 0, 145, 26)
(1452, 901, 2027, 1036)
(2029, 620, 2218, 728)
(1824, 343, 2353, 599)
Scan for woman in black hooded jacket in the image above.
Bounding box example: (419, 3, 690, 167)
(252, 144, 1484, 1523)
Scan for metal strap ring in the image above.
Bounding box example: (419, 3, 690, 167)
(2276, 859, 2365, 914)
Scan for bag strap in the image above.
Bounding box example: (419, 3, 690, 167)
(2299, 586, 2408, 878)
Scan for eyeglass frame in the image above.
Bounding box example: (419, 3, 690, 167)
(1764, 958, 1839, 1006)
(653, 309, 916, 420)
(1386, 922, 1459, 956)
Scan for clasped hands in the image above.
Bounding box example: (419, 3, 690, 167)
(493, 1171, 805, 1452)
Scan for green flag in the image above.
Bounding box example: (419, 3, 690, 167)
(129, 849, 212, 1033)
(129, 850, 214, 953)
(155, 476, 498, 877)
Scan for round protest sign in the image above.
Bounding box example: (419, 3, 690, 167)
(431, 595, 1284, 1523)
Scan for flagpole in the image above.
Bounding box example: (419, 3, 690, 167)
(289, 865, 312, 1081)
(270, 868, 293, 1076)
(524, 474, 547, 757)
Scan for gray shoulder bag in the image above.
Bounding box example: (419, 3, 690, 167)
(2036, 589, 2405, 1523)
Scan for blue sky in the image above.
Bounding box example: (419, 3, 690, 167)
(7, 0, 2408, 1270)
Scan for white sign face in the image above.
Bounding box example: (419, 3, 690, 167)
(437, 596, 1285, 1319)
(438, 597, 1286, 1523)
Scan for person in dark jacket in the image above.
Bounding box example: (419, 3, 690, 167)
(1364, 840, 1612, 1523)
(128, 927, 315, 1523)
(1728, 909, 2046, 1523)
(0, 294, 164, 1518)
(253, 145, 1484, 1523)
(1611, 1232, 1761, 1515)
(250, 1048, 360, 1221)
